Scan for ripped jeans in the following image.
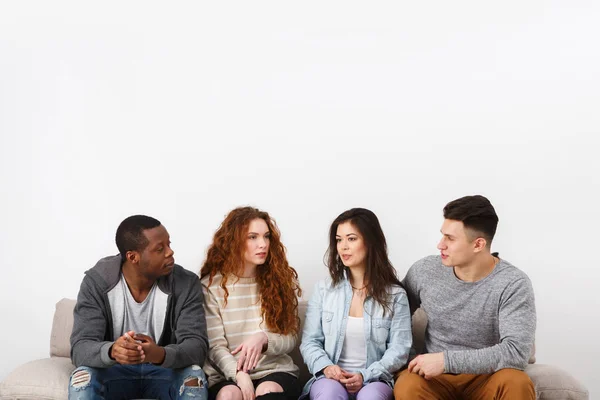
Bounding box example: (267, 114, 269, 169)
(68, 364, 208, 400)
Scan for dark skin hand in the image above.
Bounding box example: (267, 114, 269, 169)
(110, 330, 145, 364)
(133, 333, 166, 365)
(111, 331, 192, 385)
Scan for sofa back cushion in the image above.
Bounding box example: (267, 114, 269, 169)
(50, 299, 76, 357)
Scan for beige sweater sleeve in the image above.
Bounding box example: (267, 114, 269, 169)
(203, 284, 238, 381)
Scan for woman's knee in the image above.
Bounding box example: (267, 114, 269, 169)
(310, 378, 348, 400)
(255, 381, 283, 397)
(215, 385, 243, 400)
(357, 382, 393, 400)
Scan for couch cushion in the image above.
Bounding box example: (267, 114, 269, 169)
(0, 357, 75, 400)
(292, 302, 311, 384)
(50, 299, 76, 358)
(526, 364, 589, 400)
(411, 308, 427, 355)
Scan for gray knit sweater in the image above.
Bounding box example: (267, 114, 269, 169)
(403, 255, 536, 374)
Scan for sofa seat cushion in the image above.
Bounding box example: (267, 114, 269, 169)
(0, 357, 74, 400)
(526, 364, 589, 400)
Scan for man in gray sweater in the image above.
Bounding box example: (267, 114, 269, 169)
(394, 195, 536, 400)
(69, 215, 208, 400)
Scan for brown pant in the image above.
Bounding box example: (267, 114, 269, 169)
(394, 368, 535, 400)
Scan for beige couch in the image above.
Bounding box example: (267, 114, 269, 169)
(0, 299, 589, 400)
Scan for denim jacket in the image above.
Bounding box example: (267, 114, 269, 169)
(299, 277, 412, 398)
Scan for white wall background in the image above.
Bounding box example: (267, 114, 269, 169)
(1, 0, 598, 397)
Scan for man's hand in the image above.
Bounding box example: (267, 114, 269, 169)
(340, 371, 363, 394)
(408, 352, 445, 379)
(322, 365, 347, 381)
(133, 333, 165, 365)
(231, 332, 268, 372)
(235, 371, 255, 400)
(110, 330, 145, 364)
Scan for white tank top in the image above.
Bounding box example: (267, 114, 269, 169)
(337, 316, 367, 371)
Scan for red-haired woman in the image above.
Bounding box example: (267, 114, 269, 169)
(200, 207, 302, 400)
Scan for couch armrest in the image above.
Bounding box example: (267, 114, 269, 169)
(526, 364, 589, 400)
(0, 357, 74, 400)
(50, 299, 76, 358)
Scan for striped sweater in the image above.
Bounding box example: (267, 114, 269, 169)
(201, 273, 299, 387)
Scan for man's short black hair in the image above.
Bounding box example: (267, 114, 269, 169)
(115, 215, 161, 259)
(443, 195, 499, 245)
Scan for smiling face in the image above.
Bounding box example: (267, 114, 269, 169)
(135, 224, 175, 280)
(336, 221, 367, 271)
(243, 218, 270, 269)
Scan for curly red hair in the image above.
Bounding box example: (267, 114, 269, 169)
(200, 207, 302, 335)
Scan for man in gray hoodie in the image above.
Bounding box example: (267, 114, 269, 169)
(69, 215, 208, 400)
(394, 195, 536, 400)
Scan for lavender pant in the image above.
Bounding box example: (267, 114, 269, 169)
(309, 378, 392, 400)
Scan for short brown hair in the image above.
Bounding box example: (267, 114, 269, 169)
(443, 195, 499, 245)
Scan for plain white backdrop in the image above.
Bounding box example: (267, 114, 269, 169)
(1, 1, 599, 397)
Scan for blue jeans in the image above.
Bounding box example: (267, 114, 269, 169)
(68, 364, 208, 400)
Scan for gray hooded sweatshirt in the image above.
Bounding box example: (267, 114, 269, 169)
(70, 255, 208, 370)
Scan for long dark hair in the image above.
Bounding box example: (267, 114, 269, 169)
(326, 208, 402, 314)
